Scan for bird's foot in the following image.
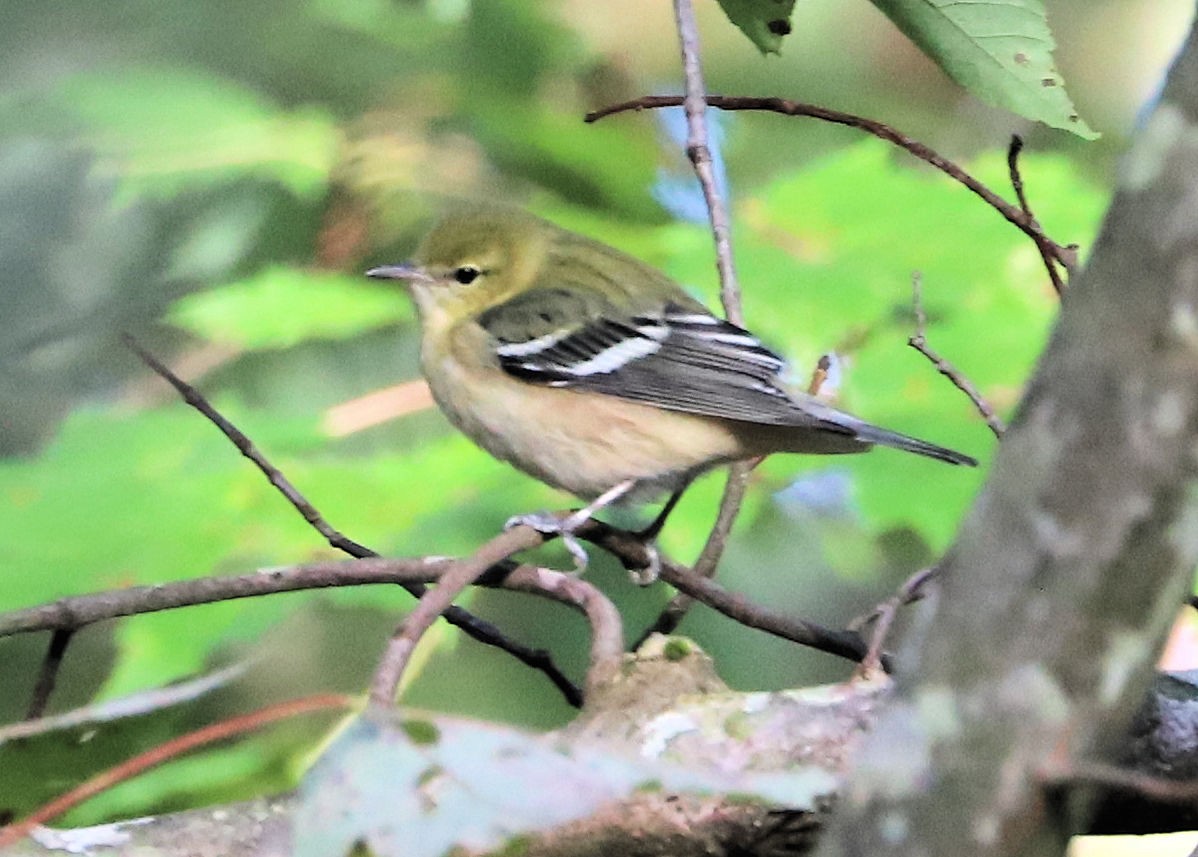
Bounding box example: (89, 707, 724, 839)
(504, 511, 590, 573)
(628, 542, 661, 586)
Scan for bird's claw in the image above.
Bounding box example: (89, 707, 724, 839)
(628, 542, 661, 586)
(504, 512, 590, 573)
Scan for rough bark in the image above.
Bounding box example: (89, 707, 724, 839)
(818, 10, 1198, 857)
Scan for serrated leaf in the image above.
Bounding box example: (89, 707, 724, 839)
(716, 0, 798, 55)
(870, 0, 1097, 139)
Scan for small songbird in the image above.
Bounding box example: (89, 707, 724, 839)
(367, 206, 975, 566)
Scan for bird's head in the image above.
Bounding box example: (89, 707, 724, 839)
(366, 205, 551, 324)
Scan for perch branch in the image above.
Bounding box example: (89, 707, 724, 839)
(0, 523, 876, 669)
(657, 556, 880, 667)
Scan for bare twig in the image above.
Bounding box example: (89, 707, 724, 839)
(369, 533, 624, 706)
(807, 354, 833, 396)
(587, 95, 1075, 280)
(121, 334, 371, 557)
(850, 566, 937, 675)
(370, 526, 543, 705)
(571, 519, 879, 664)
(1007, 134, 1068, 296)
(0, 694, 353, 849)
(0, 549, 629, 707)
(672, 0, 742, 324)
(630, 1, 751, 645)
(656, 557, 882, 667)
(1006, 135, 1034, 221)
(24, 628, 74, 720)
(500, 565, 625, 695)
(908, 276, 1006, 439)
(122, 334, 582, 708)
(0, 558, 460, 637)
(0, 526, 873, 669)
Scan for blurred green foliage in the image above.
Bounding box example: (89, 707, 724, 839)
(0, 0, 1146, 830)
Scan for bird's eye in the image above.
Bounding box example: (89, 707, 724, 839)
(453, 265, 481, 285)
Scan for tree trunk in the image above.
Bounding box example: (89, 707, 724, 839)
(818, 9, 1198, 857)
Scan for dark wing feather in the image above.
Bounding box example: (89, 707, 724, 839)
(478, 289, 846, 431)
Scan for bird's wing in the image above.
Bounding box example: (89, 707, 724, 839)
(476, 287, 846, 431)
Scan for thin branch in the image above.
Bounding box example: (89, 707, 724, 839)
(0, 694, 354, 849)
(1, 524, 874, 668)
(657, 557, 881, 667)
(500, 565, 625, 695)
(1007, 134, 1068, 296)
(0, 551, 628, 706)
(807, 354, 833, 397)
(2, 661, 250, 743)
(122, 334, 581, 708)
(587, 95, 1075, 280)
(642, 0, 750, 643)
(908, 275, 1006, 439)
(370, 526, 542, 705)
(369, 525, 625, 706)
(0, 558, 460, 636)
(121, 334, 370, 557)
(24, 628, 74, 720)
(672, 0, 742, 324)
(850, 566, 937, 675)
(1006, 135, 1034, 220)
(570, 518, 879, 664)
(632, 462, 753, 647)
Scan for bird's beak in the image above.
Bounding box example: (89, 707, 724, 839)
(364, 263, 432, 283)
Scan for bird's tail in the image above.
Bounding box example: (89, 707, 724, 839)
(852, 422, 978, 467)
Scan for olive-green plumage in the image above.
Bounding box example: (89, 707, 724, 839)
(367, 205, 974, 502)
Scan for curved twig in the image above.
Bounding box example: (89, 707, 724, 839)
(587, 95, 1075, 285)
(369, 527, 544, 705)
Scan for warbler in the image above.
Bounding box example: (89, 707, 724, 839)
(367, 206, 975, 550)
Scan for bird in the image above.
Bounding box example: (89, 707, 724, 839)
(366, 205, 975, 574)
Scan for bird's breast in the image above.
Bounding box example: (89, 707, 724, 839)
(421, 322, 748, 499)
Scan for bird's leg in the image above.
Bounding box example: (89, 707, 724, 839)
(635, 486, 687, 541)
(562, 479, 637, 531)
(505, 479, 637, 574)
(612, 483, 694, 585)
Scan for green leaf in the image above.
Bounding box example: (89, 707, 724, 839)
(53, 67, 340, 199)
(870, 0, 1097, 139)
(168, 267, 410, 350)
(716, 0, 798, 55)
